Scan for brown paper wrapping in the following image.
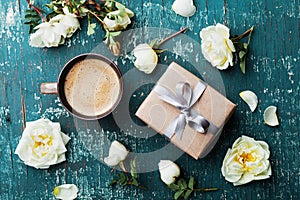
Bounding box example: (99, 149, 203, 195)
(135, 62, 236, 159)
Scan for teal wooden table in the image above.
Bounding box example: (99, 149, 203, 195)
(1, 0, 299, 199)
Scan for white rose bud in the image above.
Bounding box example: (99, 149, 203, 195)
(172, 0, 196, 17)
(133, 43, 158, 74)
(15, 118, 70, 169)
(158, 160, 180, 185)
(104, 140, 129, 166)
(221, 135, 272, 186)
(104, 8, 134, 31)
(200, 23, 236, 70)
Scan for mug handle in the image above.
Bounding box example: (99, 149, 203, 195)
(40, 83, 58, 94)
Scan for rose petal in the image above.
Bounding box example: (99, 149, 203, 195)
(53, 184, 78, 200)
(239, 90, 258, 112)
(264, 106, 279, 126)
(172, 0, 196, 17)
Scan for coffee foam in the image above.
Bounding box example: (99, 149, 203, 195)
(64, 58, 121, 117)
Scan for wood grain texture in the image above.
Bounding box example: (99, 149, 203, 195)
(0, 0, 299, 199)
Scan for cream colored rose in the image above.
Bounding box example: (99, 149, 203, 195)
(221, 135, 271, 186)
(133, 43, 158, 74)
(29, 21, 66, 48)
(200, 23, 236, 70)
(15, 118, 70, 169)
(50, 7, 80, 38)
(158, 160, 180, 185)
(29, 7, 80, 48)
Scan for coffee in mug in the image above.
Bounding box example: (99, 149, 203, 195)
(41, 53, 123, 120)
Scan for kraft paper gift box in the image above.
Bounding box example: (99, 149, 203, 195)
(135, 62, 236, 159)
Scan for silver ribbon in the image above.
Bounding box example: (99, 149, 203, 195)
(154, 81, 211, 139)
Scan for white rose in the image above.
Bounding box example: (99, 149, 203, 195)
(133, 43, 158, 74)
(200, 23, 236, 70)
(221, 135, 272, 186)
(104, 140, 129, 166)
(158, 160, 180, 185)
(172, 0, 196, 17)
(53, 184, 78, 200)
(104, 8, 134, 31)
(29, 21, 66, 48)
(50, 7, 80, 38)
(15, 118, 70, 169)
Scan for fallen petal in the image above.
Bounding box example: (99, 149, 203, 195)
(172, 0, 196, 17)
(239, 90, 258, 112)
(53, 184, 78, 200)
(264, 106, 279, 126)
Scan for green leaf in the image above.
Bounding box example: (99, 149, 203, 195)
(188, 177, 195, 190)
(184, 190, 193, 200)
(117, 173, 128, 185)
(132, 177, 139, 186)
(149, 38, 158, 48)
(177, 178, 187, 190)
(239, 51, 246, 60)
(240, 58, 246, 74)
(87, 23, 96, 36)
(110, 179, 117, 186)
(25, 14, 32, 19)
(109, 31, 122, 37)
(174, 190, 184, 200)
(168, 183, 180, 191)
(154, 49, 167, 54)
(243, 43, 248, 50)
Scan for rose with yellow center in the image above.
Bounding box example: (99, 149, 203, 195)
(15, 118, 70, 169)
(221, 135, 271, 186)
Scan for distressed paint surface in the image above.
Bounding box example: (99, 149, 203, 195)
(0, 0, 299, 199)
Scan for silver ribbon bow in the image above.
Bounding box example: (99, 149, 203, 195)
(154, 81, 210, 139)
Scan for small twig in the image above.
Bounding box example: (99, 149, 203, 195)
(231, 26, 254, 42)
(128, 182, 147, 190)
(157, 27, 188, 47)
(194, 188, 218, 192)
(86, 9, 105, 25)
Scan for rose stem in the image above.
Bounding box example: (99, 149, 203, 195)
(194, 188, 219, 192)
(231, 26, 254, 42)
(26, 0, 46, 22)
(157, 27, 188, 47)
(86, 9, 105, 25)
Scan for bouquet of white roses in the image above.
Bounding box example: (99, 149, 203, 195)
(25, 0, 134, 55)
